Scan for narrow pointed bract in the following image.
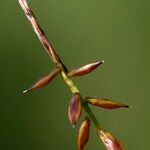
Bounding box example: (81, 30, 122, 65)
(68, 93, 82, 126)
(67, 61, 104, 77)
(86, 97, 129, 109)
(23, 67, 61, 93)
(78, 118, 90, 150)
(98, 128, 125, 150)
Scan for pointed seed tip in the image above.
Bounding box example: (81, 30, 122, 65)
(102, 60, 105, 63)
(93, 61, 101, 66)
(23, 89, 28, 94)
(122, 104, 130, 108)
(129, 106, 133, 109)
(72, 124, 76, 128)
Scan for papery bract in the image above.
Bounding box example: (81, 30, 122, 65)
(67, 61, 104, 77)
(68, 93, 82, 126)
(86, 97, 129, 109)
(98, 128, 125, 150)
(78, 118, 90, 150)
(23, 67, 60, 93)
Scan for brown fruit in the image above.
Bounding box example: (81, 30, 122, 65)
(78, 118, 90, 150)
(98, 128, 125, 150)
(23, 67, 60, 93)
(86, 97, 129, 109)
(68, 93, 82, 126)
(67, 61, 104, 77)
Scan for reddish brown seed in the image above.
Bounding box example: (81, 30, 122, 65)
(98, 128, 125, 150)
(23, 67, 60, 93)
(78, 118, 90, 150)
(86, 97, 129, 109)
(68, 93, 82, 126)
(67, 61, 104, 77)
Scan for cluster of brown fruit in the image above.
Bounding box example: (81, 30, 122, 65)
(69, 92, 128, 150)
(23, 60, 129, 150)
(18, 0, 129, 149)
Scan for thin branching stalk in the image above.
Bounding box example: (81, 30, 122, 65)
(18, 1, 128, 149)
(18, 0, 59, 64)
(18, 0, 100, 130)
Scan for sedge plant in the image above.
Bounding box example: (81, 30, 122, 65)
(18, 0, 129, 149)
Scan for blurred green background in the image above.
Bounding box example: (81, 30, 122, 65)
(0, 0, 149, 149)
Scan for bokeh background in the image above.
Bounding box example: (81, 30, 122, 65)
(0, 0, 149, 149)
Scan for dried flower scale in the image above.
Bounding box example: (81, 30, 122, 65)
(86, 97, 129, 109)
(67, 61, 104, 77)
(98, 128, 125, 150)
(23, 67, 61, 93)
(68, 93, 82, 126)
(78, 118, 90, 150)
(18, 0, 129, 149)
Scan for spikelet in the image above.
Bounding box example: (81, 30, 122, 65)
(98, 128, 125, 150)
(68, 93, 82, 127)
(23, 67, 60, 93)
(78, 118, 90, 150)
(86, 97, 129, 109)
(67, 61, 104, 77)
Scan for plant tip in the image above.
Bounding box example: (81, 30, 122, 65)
(124, 104, 130, 108)
(129, 106, 133, 109)
(72, 124, 76, 128)
(102, 60, 105, 63)
(23, 89, 28, 94)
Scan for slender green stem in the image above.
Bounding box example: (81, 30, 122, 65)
(61, 71, 79, 94)
(84, 104, 100, 129)
(60, 69, 100, 129)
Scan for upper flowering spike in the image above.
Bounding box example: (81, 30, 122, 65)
(68, 93, 82, 127)
(98, 128, 125, 150)
(78, 118, 90, 150)
(19, 0, 129, 149)
(67, 60, 104, 77)
(86, 97, 129, 109)
(23, 67, 61, 93)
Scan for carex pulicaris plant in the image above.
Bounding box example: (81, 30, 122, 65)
(18, 0, 129, 149)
